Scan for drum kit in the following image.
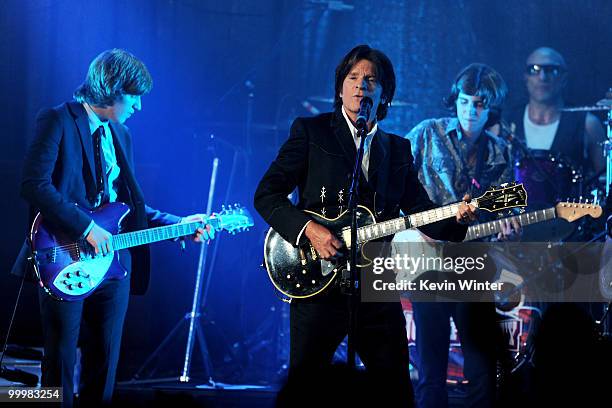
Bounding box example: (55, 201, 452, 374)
(400, 297, 542, 384)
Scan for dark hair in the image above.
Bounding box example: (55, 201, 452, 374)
(74, 49, 152, 107)
(333, 44, 396, 121)
(444, 63, 507, 127)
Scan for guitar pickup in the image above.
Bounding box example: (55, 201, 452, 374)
(34, 249, 56, 266)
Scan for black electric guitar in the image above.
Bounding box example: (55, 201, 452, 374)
(264, 183, 527, 299)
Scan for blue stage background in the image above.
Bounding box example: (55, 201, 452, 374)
(1, 0, 610, 383)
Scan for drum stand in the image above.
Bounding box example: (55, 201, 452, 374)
(596, 303, 611, 339)
(596, 89, 611, 338)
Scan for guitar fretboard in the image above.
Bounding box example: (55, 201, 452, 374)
(464, 207, 556, 241)
(355, 202, 475, 244)
(111, 218, 218, 250)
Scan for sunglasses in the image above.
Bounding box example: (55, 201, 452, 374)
(526, 64, 565, 77)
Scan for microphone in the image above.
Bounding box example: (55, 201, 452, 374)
(355, 97, 373, 130)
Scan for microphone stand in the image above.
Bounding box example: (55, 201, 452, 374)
(344, 122, 367, 370)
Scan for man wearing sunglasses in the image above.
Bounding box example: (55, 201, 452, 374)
(506, 46, 605, 189)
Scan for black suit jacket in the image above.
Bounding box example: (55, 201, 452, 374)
(13, 101, 179, 295)
(254, 110, 467, 245)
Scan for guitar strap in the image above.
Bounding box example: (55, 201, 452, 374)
(470, 133, 489, 196)
(438, 122, 490, 198)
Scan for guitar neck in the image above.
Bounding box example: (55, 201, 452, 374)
(111, 218, 217, 250)
(355, 201, 470, 244)
(464, 207, 556, 241)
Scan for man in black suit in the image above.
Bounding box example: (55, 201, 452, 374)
(254, 45, 476, 406)
(14, 49, 213, 407)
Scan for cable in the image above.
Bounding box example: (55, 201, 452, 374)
(0, 273, 26, 369)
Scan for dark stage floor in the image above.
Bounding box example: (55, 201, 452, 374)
(114, 382, 278, 408)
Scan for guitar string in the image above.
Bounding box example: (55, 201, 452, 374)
(356, 193, 520, 235)
(44, 221, 206, 253)
(42, 195, 513, 253)
(40, 215, 247, 253)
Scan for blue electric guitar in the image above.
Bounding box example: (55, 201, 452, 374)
(29, 202, 253, 301)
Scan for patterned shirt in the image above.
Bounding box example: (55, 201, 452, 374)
(406, 117, 513, 206)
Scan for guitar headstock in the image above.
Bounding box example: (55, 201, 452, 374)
(213, 204, 254, 234)
(555, 201, 603, 222)
(476, 182, 528, 213)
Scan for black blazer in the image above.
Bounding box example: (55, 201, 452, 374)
(254, 110, 467, 244)
(13, 101, 179, 295)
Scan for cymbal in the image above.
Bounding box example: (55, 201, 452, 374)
(596, 97, 612, 107)
(561, 105, 610, 112)
(308, 96, 417, 108)
(307, 96, 335, 103)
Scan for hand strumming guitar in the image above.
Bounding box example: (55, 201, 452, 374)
(86, 224, 112, 256)
(304, 221, 342, 259)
